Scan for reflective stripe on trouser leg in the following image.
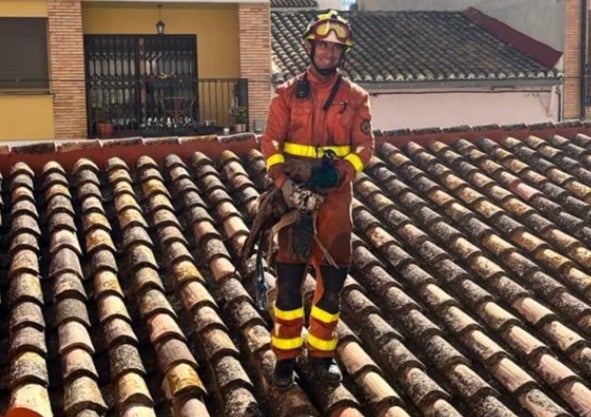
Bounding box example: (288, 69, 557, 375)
(307, 304, 339, 356)
(272, 262, 307, 360)
(308, 265, 348, 358)
(271, 305, 305, 359)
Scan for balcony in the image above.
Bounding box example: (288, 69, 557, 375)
(88, 78, 249, 138)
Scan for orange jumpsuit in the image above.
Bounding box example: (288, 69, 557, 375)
(261, 67, 374, 359)
(1, 408, 43, 417)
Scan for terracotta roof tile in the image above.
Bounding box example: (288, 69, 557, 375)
(9, 327, 47, 358)
(272, 10, 559, 84)
(102, 318, 138, 348)
(271, 0, 317, 8)
(9, 351, 49, 387)
(54, 297, 91, 328)
(8, 384, 53, 417)
(362, 141, 591, 415)
(58, 320, 95, 355)
(408, 142, 587, 306)
(10, 302, 44, 332)
(6, 127, 591, 415)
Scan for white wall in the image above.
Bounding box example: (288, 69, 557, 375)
(358, 0, 483, 11)
(357, 0, 564, 54)
(368, 87, 561, 130)
(317, 0, 342, 10)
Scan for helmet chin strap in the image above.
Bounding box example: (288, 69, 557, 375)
(315, 64, 337, 77)
(309, 42, 345, 77)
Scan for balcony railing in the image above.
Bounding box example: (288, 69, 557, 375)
(88, 77, 248, 138)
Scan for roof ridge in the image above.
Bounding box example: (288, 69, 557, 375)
(464, 6, 562, 68)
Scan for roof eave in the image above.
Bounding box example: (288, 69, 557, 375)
(359, 77, 563, 92)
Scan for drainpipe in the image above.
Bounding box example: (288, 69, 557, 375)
(581, 0, 588, 119)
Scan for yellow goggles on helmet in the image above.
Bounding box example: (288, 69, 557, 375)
(312, 20, 351, 43)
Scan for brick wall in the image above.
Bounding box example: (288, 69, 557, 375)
(563, 0, 582, 119)
(48, 0, 87, 139)
(238, 3, 271, 132)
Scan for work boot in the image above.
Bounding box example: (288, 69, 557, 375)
(310, 357, 342, 384)
(273, 359, 295, 390)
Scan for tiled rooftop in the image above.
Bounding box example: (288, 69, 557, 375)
(1, 122, 591, 417)
(271, 10, 560, 83)
(270, 0, 318, 8)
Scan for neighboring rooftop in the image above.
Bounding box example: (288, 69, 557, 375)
(271, 10, 561, 84)
(270, 0, 318, 9)
(1, 121, 591, 416)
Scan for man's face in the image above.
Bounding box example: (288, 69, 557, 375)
(307, 41, 345, 72)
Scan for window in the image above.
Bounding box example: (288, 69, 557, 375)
(0, 18, 48, 90)
(342, 0, 356, 11)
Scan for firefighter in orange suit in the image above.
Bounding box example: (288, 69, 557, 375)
(261, 10, 374, 389)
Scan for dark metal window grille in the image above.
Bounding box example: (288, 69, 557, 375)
(0, 18, 48, 90)
(84, 34, 199, 136)
(587, 11, 591, 107)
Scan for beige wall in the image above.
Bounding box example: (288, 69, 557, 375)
(0, 0, 53, 140)
(0, 96, 54, 140)
(0, 0, 46, 16)
(82, 2, 240, 78)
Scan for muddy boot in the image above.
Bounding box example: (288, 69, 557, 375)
(310, 357, 342, 384)
(273, 359, 295, 390)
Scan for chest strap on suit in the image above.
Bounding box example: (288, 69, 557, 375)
(322, 74, 342, 111)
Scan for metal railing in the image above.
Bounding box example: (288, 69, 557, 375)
(88, 77, 248, 138)
(199, 78, 249, 131)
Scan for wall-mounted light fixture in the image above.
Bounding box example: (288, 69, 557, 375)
(156, 4, 165, 35)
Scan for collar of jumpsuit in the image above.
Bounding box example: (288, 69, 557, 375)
(307, 64, 340, 89)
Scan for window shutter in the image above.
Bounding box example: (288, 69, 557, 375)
(0, 18, 48, 90)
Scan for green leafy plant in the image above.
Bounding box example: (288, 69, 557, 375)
(92, 101, 111, 124)
(235, 106, 248, 124)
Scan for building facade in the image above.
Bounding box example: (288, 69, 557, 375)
(356, 0, 591, 122)
(0, 0, 271, 140)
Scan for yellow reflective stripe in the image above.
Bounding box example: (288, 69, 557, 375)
(307, 333, 338, 351)
(283, 142, 351, 158)
(266, 153, 285, 169)
(344, 153, 364, 173)
(274, 305, 305, 321)
(272, 335, 304, 350)
(310, 305, 339, 324)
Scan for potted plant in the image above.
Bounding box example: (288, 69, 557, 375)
(93, 101, 114, 139)
(234, 106, 248, 133)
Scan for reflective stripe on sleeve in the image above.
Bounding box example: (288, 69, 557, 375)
(266, 153, 285, 169)
(310, 305, 339, 324)
(344, 153, 364, 173)
(307, 333, 338, 351)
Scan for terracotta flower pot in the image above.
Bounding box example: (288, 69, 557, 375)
(98, 122, 114, 139)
